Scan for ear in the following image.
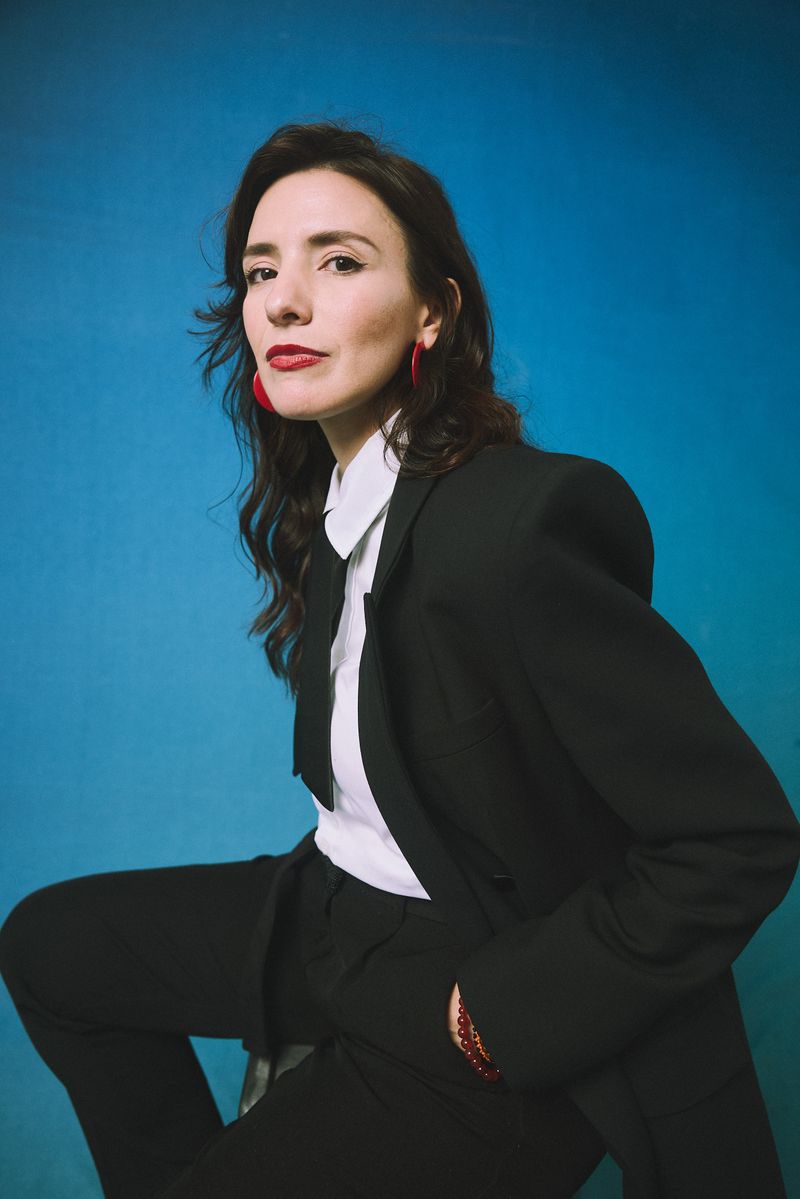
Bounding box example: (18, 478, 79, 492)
(417, 277, 462, 350)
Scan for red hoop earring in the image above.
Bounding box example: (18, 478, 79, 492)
(252, 370, 276, 413)
(411, 341, 425, 389)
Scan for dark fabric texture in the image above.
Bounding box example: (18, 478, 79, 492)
(0, 849, 604, 1198)
(3, 445, 797, 1199)
(287, 445, 799, 1196)
(0, 853, 326, 1197)
(162, 850, 605, 1198)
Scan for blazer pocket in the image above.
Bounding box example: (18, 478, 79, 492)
(404, 696, 505, 762)
(620, 972, 753, 1117)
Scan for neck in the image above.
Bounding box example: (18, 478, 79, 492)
(318, 401, 385, 476)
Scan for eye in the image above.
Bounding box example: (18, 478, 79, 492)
(244, 266, 276, 286)
(323, 254, 365, 274)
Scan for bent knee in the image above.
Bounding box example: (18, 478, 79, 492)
(0, 876, 106, 1009)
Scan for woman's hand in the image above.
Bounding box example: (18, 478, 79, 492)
(447, 982, 502, 1081)
(447, 982, 462, 1047)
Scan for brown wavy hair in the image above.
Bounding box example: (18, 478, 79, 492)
(194, 120, 526, 695)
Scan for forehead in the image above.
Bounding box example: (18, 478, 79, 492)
(247, 168, 404, 248)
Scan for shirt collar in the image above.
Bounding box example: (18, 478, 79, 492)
(323, 410, 403, 559)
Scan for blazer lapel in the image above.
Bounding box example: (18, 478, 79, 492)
(370, 471, 438, 607)
(293, 470, 492, 945)
(361, 473, 494, 945)
(293, 471, 437, 799)
(360, 592, 494, 946)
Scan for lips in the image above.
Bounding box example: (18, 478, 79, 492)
(266, 343, 329, 370)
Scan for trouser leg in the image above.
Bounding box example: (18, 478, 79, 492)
(0, 853, 326, 1199)
(163, 854, 605, 1198)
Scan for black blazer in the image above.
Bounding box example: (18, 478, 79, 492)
(265, 444, 799, 1197)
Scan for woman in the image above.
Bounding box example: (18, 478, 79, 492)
(1, 120, 798, 1199)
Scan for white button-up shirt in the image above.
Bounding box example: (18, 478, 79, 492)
(312, 412, 430, 899)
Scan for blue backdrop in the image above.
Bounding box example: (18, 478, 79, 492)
(1, 1, 798, 1195)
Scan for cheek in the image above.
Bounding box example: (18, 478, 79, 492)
(241, 295, 262, 352)
(342, 292, 415, 356)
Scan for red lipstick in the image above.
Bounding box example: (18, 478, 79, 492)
(266, 343, 329, 370)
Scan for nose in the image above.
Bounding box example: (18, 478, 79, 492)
(264, 265, 311, 326)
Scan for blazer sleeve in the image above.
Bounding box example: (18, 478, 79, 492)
(456, 457, 800, 1092)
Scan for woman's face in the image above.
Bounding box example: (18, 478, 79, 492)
(242, 168, 436, 440)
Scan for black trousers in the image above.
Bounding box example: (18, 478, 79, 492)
(0, 845, 605, 1198)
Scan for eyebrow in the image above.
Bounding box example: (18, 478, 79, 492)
(242, 230, 380, 261)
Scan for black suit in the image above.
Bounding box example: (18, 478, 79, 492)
(268, 444, 799, 1197)
(3, 444, 797, 1198)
